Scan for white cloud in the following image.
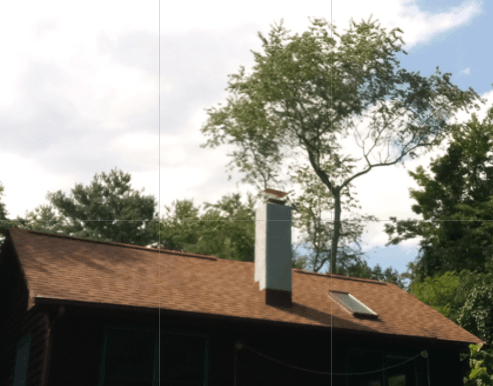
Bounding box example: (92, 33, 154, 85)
(0, 152, 75, 219)
(461, 67, 471, 75)
(115, 133, 159, 152)
(159, 0, 483, 50)
(161, 166, 211, 207)
(395, 0, 483, 46)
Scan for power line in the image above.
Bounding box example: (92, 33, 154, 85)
(235, 341, 430, 381)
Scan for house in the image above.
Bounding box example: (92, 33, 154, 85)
(0, 189, 485, 386)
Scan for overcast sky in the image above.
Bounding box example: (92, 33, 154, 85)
(1, 0, 492, 281)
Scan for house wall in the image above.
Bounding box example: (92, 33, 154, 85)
(44, 305, 468, 386)
(48, 308, 347, 386)
(0, 238, 51, 386)
(46, 310, 105, 386)
(428, 348, 465, 385)
(0, 232, 469, 386)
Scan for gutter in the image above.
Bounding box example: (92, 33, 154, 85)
(41, 305, 66, 386)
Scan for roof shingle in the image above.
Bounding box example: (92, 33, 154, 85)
(6, 228, 483, 345)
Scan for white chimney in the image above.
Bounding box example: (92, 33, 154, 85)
(255, 189, 292, 307)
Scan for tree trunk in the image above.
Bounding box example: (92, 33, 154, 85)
(330, 189, 342, 274)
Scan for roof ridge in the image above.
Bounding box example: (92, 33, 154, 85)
(294, 268, 387, 285)
(9, 227, 218, 260)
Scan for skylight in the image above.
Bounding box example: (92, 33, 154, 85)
(329, 291, 378, 319)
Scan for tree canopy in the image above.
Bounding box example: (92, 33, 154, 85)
(160, 193, 257, 261)
(201, 15, 483, 274)
(409, 268, 493, 346)
(385, 105, 493, 283)
(0, 182, 19, 241)
(17, 168, 157, 245)
(458, 273, 493, 347)
(403, 268, 493, 382)
(0, 183, 8, 223)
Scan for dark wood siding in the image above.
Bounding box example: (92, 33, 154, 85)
(43, 306, 467, 386)
(428, 348, 463, 386)
(47, 311, 105, 386)
(0, 238, 50, 386)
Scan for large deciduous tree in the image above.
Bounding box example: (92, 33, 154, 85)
(385, 105, 493, 283)
(200, 16, 482, 274)
(288, 159, 406, 287)
(291, 160, 378, 275)
(17, 168, 158, 246)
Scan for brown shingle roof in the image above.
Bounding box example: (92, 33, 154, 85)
(7, 227, 483, 345)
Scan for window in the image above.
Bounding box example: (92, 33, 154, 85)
(160, 333, 207, 386)
(346, 348, 417, 386)
(100, 327, 208, 386)
(329, 291, 378, 318)
(346, 349, 384, 386)
(103, 328, 157, 386)
(388, 374, 406, 386)
(13, 334, 31, 386)
(385, 355, 414, 386)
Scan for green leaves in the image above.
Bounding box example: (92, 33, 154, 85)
(403, 269, 493, 385)
(160, 199, 202, 251)
(14, 204, 66, 234)
(17, 168, 157, 246)
(291, 160, 377, 274)
(160, 193, 256, 262)
(406, 271, 461, 320)
(0, 183, 8, 222)
(161, 192, 309, 269)
(385, 104, 493, 283)
(337, 259, 407, 289)
(0, 182, 22, 238)
(457, 279, 493, 346)
(201, 15, 482, 275)
(462, 344, 493, 386)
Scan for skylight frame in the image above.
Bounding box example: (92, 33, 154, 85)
(328, 290, 378, 319)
